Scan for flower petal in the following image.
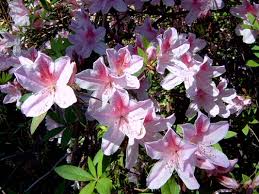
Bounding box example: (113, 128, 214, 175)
(202, 121, 229, 145)
(21, 88, 54, 117)
(146, 160, 173, 189)
(199, 145, 230, 168)
(54, 85, 77, 108)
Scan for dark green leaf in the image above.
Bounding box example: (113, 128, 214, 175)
(61, 127, 72, 147)
(43, 127, 64, 141)
(54, 181, 65, 194)
(40, 0, 52, 11)
(64, 107, 77, 124)
(55, 165, 94, 181)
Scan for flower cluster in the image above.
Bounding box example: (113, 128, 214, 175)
(230, 0, 259, 44)
(0, 0, 256, 193)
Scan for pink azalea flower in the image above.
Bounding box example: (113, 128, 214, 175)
(156, 28, 190, 74)
(7, 48, 39, 74)
(145, 128, 199, 190)
(186, 87, 220, 117)
(89, 0, 127, 14)
(227, 95, 251, 116)
(69, 9, 91, 31)
(216, 78, 236, 118)
(0, 54, 19, 72)
(125, 104, 175, 169)
(181, 112, 230, 170)
(217, 175, 240, 189)
(206, 159, 239, 189)
(67, 22, 106, 59)
(230, 0, 259, 19)
(128, 35, 145, 55)
(76, 57, 140, 108)
(181, 0, 224, 25)
(0, 32, 18, 54)
(179, 33, 207, 53)
(230, 1, 258, 44)
(161, 52, 202, 96)
(132, 76, 150, 101)
(194, 55, 225, 97)
(8, 0, 30, 27)
(235, 23, 258, 44)
(91, 89, 152, 155)
(0, 80, 22, 106)
(106, 46, 143, 76)
(135, 17, 159, 42)
(207, 159, 238, 176)
(14, 52, 77, 117)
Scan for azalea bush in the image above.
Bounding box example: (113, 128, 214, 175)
(0, 0, 259, 193)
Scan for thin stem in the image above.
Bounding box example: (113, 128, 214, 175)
(24, 153, 69, 193)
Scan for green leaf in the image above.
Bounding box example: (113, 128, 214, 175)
(241, 24, 252, 30)
(213, 143, 222, 152)
(161, 177, 180, 194)
(96, 177, 112, 194)
(19, 93, 32, 104)
(30, 112, 47, 134)
(134, 47, 147, 76)
(224, 131, 237, 139)
(93, 149, 104, 166)
(96, 125, 108, 139)
(88, 157, 97, 178)
(242, 124, 250, 136)
(97, 158, 103, 178)
(142, 37, 151, 49)
(246, 60, 259, 67)
(55, 165, 94, 181)
(54, 181, 65, 194)
(64, 107, 77, 124)
(249, 119, 259, 124)
(175, 125, 183, 136)
(241, 174, 251, 184)
(252, 45, 259, 58)
(247, 13, 256, 26)
(93, 150, 104, 177)
(79, 181, 96, 194)
(0, 72, 12, 84)
(40, 0, 52, 11)
(48, 111, 65, 125)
